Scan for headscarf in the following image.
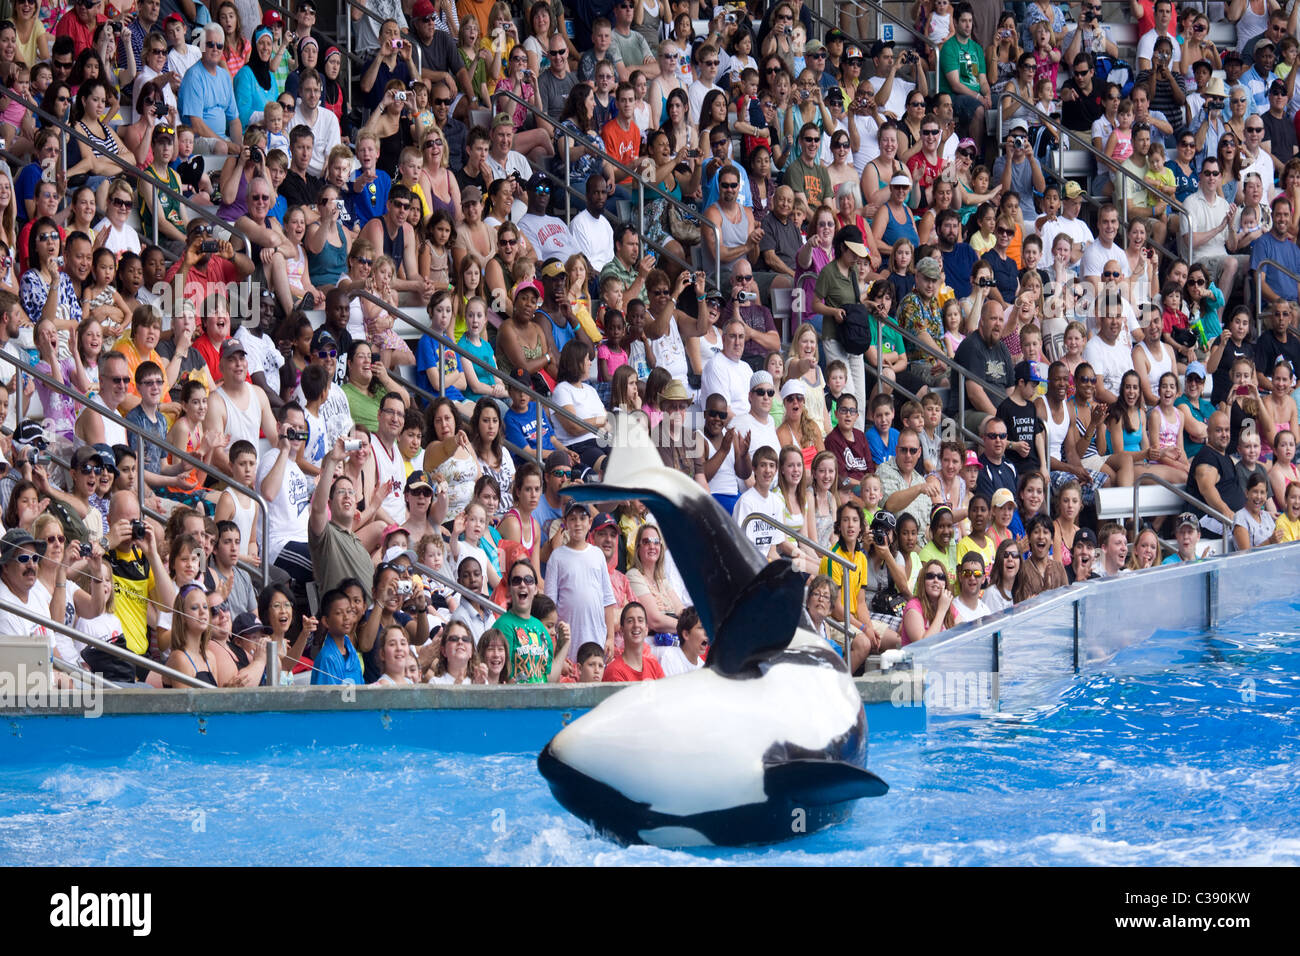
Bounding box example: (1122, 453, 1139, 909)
(249, 26, 274, 90)
(322, 46, 343, 109)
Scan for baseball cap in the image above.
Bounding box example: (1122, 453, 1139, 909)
(383, 546, 418, 565)
(310, 328, 338, 352)
(1014, 360, 1044, 384)
(780, 379, 804, 401)
(889, 172, 912, 188)
(834, 224, 870, 257)
(512, 279, 543, 300)
(1223, 49, 1243, 63)
(826, 29, 846, 44)
(220, 337, 246, 361)
(1176, 512, 1200, 531)
(460, 185, 483, 204)
(1007, 117, 1029, 133)
(563, 499, 589, 517)
(92, 443, 118, 475)
(492, 112, 514, 128)
(590, 512, 617, 533)
(749, 370, 775, 392)
(1063, 181, 1084, 199)
(262, 9, 283, 27)
(1073, 526, 1099, 549)
(164, 12, 184, 24)
(1186, 361, 1208, 380)
(545, 450, 570, 473)
(526, 171, 551, 192)
(991, 488, 1015, 509)
(405, 470, 433, 493)
(412, 0, 435, 17)
(232, 612, 272, 638)
(0, 528, 45, 564)
(71, 445, 104, 469)
(540, 258, 566, 279)
(1270, 80, 1288, 96)
(916, 256, 942, 280)
(804, 39, 825, 54)
(844, 45, 863, 60)
(14, 420, 46, 446)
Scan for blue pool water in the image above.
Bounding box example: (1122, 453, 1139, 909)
(2, 602, 1298, 866)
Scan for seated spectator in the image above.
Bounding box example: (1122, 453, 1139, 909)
(603, 601, 665, 682)
(900, 557, 955, 644)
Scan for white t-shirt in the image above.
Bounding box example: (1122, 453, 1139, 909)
(0, 580, 54, 655)
(570, 210, 615, 272)
(699, 430, 741, 495)
(518, 213, 580, 262)
(1082, 334, 1136, 399)
(551, 380, 605, 444)
(295, 382, 354, 453)
(733, 487, 784, 555)
(370, 431, 407, 523)
(93, 218, 142, 258)
(256, 447, 315, 564)
(236, 326, 284, 381)
(952, 597, 991, 624)
(543, 543, 616, 658)
(73, 610, 126, 668)
(658, 644, 705, 677)
(850, 112, 881, 170)
(731, 410, 780, 458)
(865, 73, 914, 120)
(1136, 28, 1181, 69)
(1038, 215, 1094, 254)
(1182, 190, 1231, 259)
(346, 298, 368, 342)
(1079, 238, 1130, 279)
(697, 353, 751, 416)
(30, 577, 81, 631)
(649, 318, 691, 384)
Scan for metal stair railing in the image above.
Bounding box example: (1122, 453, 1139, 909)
(0, 599, 210, 688)
(999, 89, 1194, 264)
(1254, 258, 1300, 320)
(348, 290, 606, 449)
(415, 560, 509, 618)
(805, 1, 940, 88)
(1131, 472, 1235, 553)
(0, 351, 272, 590)
(492, 87, 725, 291)
(12, 90, 255, 258)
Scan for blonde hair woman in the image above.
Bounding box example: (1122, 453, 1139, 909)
(776, 379, 825, 471)
(163, 583, 218, 687)
(785, 322, 830, 432)
(625, 523, 686, 636)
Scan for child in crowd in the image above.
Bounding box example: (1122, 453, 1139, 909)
(398, 409, 424, 472)
(1019, 326, 1049, 397)
(263, 100, 289, 156)
(567, 641, 606, 683)
(1160, 280, 1195, 366)
(503, 379, 559, 458)
(941, 298, 964, 357)
(624, 299, 654, 379)
(860, 473, 885, 530)
(1030, 22, 1060, 91)
(596, 274, 624, 330)
(172, 126, 214, 202)
(1104, 99, 1134, 166)
(597, 310, 629, 382)
(452, 500, 503, 589)
(564, 254, 602, 345)
(867, 393, 899, 465)
(825, 360, 849, 426)
(1143, 139, 1176, 219)
(459, 296, 507, 402)
(213, 439, 262, 566)
(919, 393, 944, 474)
(410, 80, 436, 142)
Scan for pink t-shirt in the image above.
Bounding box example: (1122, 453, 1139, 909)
(596, 342, 628, 375)
(901, 598, 925, 646)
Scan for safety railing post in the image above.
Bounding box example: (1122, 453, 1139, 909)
(564, 136, 571, 222)
(637, 178, 644, 241)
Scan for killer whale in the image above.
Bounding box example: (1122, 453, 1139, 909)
(536, 423, 888, 848)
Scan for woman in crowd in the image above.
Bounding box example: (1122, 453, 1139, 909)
(304, 184, 352, 292)
(1127, 526, 1162, 569)
(1234, 472, 1281, 551)
(342, 340, 409, 432)
(423, 396, 481, 523)
(260, 582, 314, 681)
(860, 124, 907, 216)
(64, 80, 129, 211)
(1050, 480, 1083, 568)
(233, 26, 280, 127)
(1124, 218, 1160, 301)
(20, 217, 81, 343)
(982, 538, 1021, 614)
(626, 523, 686, 638)
(361, 83, 417, 180)
(498, 462, 544, 583)
(164, 584, 218, 688)
(550, 339, 607, 469)
(556, 83, 617, 201)
(641, 128, 699, 268)
(794, 204, 836, 331)
(900, 558, 956, 644)
(217, 1, 251, 76)
(785, 322, 830, 433)
(429, 619, 484, 684)
(470, 398, 515, 519)
(1013, 513, 1068, 601)
(1217, 132, 1245, 202)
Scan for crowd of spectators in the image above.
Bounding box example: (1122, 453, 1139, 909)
(2, 0, 1300, 687)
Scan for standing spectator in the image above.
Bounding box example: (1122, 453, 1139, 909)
(1181, 155, 1245, 301)
(543, 502, 616, 659)
(178, 23, 243, 151)
(938, 4, 991, 151)
(257, 402, 316, 594)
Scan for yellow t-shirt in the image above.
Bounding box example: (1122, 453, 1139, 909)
(109, 545, 154, 656)
(956, 533, 996, 573)
(822, 544, 869, 616)
(1275, 514, 1300, 542)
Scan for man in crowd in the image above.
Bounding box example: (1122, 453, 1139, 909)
(1136, 0, 1180, 72)
(758, 185, 800, 293)
(1037, 182, 1094, 264)
(570, 176, 615, 272)
(204, 336, 278, 474)
(410, 0, 472, 117)
(1252, 195, 1300, 306)
(0, 530, 53, 647)
(698, 318, 753, 419)
(290, 69, 341, 177)
(309, 438, 376, 601)
(938, 4, 990, 149)
(867, 39, 928, 120)
(949, 299, 1016, 435)
(430, 80, 468, 171)
(178, 22, 242, 151)
(611, 0, 657, 79)
(1061, 52, 1106, 134)
(518, 174, 579, 262)
(1080, 204, 1130, 287)
(1181, 155, 1244, 301)
(783, 122, 832, 212)
(279, 125, 323, 209)
(718, 258, 778, 369)
(1187, 411, 1243, 535)
(599, 224, 653, 305)
(455, 126, 492, 196)
(1082, 298, 1135, 405)
(106, 490, 177, 665)
(731, 369, 781, 460)
(544, 503, 616, 658)
(539, 32, 577, 123)
(879, 427, 940, 534)
(937, 208, 978, 299)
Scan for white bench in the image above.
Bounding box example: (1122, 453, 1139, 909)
(1096, 483, 1192, 523)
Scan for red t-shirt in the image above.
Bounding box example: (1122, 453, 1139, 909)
(906, 151, 942, 207)
(601, 119, 641, 185)
(54, 11, 106, 57)
(165, 254, 241, 308)
(825, 426, 875, 483)
(603, 650, 665, 682)
(17, 221, 66, 273)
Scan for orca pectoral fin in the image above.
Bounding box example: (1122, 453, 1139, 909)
(764, 760, 890, 805)
(709, 559, 805, 675)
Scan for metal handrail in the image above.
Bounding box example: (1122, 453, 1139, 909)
(1254, 258, 1300, 319)
(742, 513, 856, 660)
(870, 315, 983, 444)
(0, 351, 272, 590)
(493, 87, 725, 291)
(0, 599, 210, 688)
(414, 560, 509, 617)
(1132, 472, 1234, 551)
(348, 290, 605, 448)
(343, 0, 425, 94)
(52, 657, 122, 690)
(12, 90, 254, 258)
(999, 89, 1194, 264)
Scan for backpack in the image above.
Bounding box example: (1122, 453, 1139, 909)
(45, 498, 91, 547)
(840, 303, 875, 355)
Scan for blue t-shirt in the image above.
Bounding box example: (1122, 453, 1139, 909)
(270, 195, 286, 225)
(942, 242, 978, 299)
(1251, 233, 1300, 304)
(1166, 159, 1198, 203)
(416, 333, 465, 401)
(700, 162, 753, 213)
(504, 400, 556, 453)
(178, 61, 238, 137)
(311, 633, 364, 685)
(15, 162, 42, 224)
(347, 169, 391, 227)
(457, 334, 497, 389)
(866, 426, 899, 465)
(981, 248, 1020, 303)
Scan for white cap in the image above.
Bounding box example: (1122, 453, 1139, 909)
(780, 379, 805, 401)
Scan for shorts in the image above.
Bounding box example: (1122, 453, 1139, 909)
(952, 93, 983, 126)
(1197, 253, 1249, 286)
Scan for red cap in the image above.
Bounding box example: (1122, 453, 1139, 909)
(412, 0, 435, 16)
(164, 12, 184, 23)
(262, 9, 282, 27)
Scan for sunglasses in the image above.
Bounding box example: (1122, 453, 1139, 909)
(801, 136, 819, 143)
(1186, 277, 1205, 286)
(353, 256, 373, 266)
(924, 571, 948, 582)
(733, 273, 753, 281)
(649, 287, 670, 296)
(720, 181, 739, 189)
(1077, 375, 1096, 384)
(209, 601, 230, 615)
(46, 533, 66, 545)
(921, 128, 940, 136)
(11, 553, 40, 565)
(206, 40, 224, 49)
(316, 348, 338, 359)
(408, 486, 433, 497)
(640, 538, 662, 547)
(1102, 270, 1122, 278)
(996, 227, 1015, 236)
(510, 575, 536, 586)
(705, 409, 728, 419)
(766, 67, 783, 74)
(390, 200, 410, 210)
(752, 388, 775, 397)
(250, 194, 272, 202)
(959, 568, 983, 579)
(984, 431, 1007, 439)
(109, 375, 131, 385)
(36, 231, 59, 242)
(140, 378, 164, 388)
(550, 469, 572, 478)
(1074, 69, 1089, 77)
(897, 445, 920, 454)
(110, 197, 132, 209)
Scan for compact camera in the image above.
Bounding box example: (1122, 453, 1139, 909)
(396, 580, 413, 596)
(978, 277, 997, 288)
(343, 439, 364, 452)
(154, 102, 167, 118)
(900, 50, 917, 65)
(200, 239, 221, 253)
(1011, 135, 1027, 148)
(735, 289, 756, 303)
(394, 91, 407, 103)
(131, 519, 147, 540)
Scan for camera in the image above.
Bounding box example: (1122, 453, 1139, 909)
(870, 509, 896, 543)
(394, 91, 407, 103)
(687, 147, 701, 157)
(872, 528, 888, 546)
(391, 38, 403, 50)
(396, 580, 413, 596)
(79, 541, 92, 559)
(0, 139, 6, 151)
(284, 427, 310, 442)
(1084, 10, 1098, 22)
(131, 519, 147, 540)
(334, 198, 346, 212)
(736, 289, 756, 303)
(154, 102, 167, 118)
(55, 255, 63, 268)
(725, 12, 736, 23)
(343, 439, 364, 452)
(200, 239, 221, 253)
(978, 277, 997, 288)
(901, 50, 917, 64)
(1011, 135, 1027, 148)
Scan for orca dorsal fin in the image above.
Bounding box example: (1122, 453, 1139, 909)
(763, 760, 890, 804)
(709, 559, 806, 675)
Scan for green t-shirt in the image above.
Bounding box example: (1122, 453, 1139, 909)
(813, 261, 857, 344)
(342, 382, 387, 432)
(782, 157, 833, 207)
(495, 610, 555, 684)
(868, 314, 907, 359)
(939, 36, 986, 96)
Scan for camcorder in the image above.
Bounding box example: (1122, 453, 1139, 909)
(343, 439, 365, 452)
(284, 427, 310, 442)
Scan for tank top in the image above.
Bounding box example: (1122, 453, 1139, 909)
(1236, 0, 1270, 50)
(381, 217, 406, 268)
(1071, 397, 1099, 458)
(504, 507, 538, 556)
(1044, 397, 1071, 463)
(1136, 339, 1172, 396)
(718, 202, 748, 249)
(1154, 405, 1180, 449)
(180, 649, 217, 686)
(217, 169, 251, 222)
(881, 202, 920, 246)
(1105, 412, 1144, 455)
(370, 431, 407, 522)
(221, 488, 260, 558)
(307, 221, 348, 287)
(217, 385, 263, 447)
(428, 170, 457, 220)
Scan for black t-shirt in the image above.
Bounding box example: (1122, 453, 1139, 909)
(1210, 337, 1255, 406)
(981, 248, 1019, 303)
(996, 396, 1046, 473)
(156, 338, 208, 403)
(1187, 444, 1245, 516)
(948, 332, 1015, 417)
(1262, 111, 1299, 165)
(279, 169, 325, 210)
(455, 165, 488, 195)
(1061, 78, 1105, 132)
(1253, 330, 1300, 382)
